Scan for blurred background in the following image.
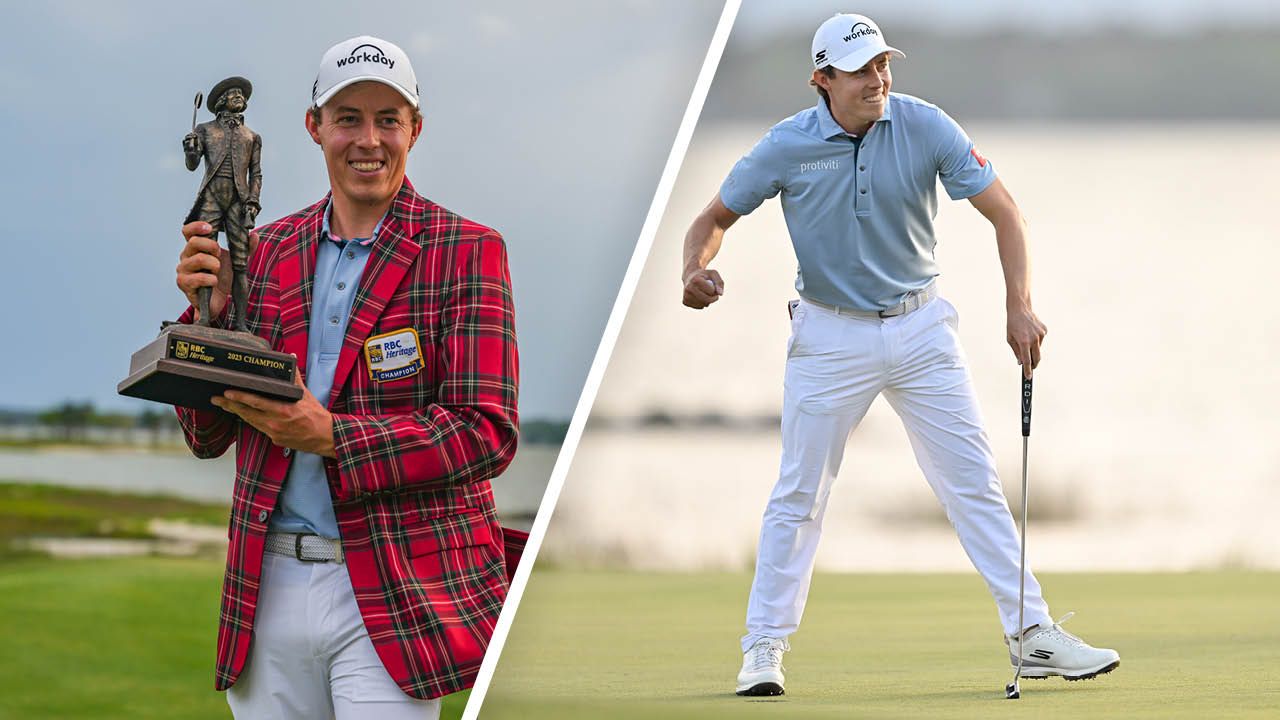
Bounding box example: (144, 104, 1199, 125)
(0, 1, 724, 718)
(540, 0, 1280, 574)
(0, 0, 725, 530)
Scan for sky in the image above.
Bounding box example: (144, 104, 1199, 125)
(0, 0, 725, 418)
(3, 0, 1273, 419)
(734, 0, 1280, 38)
(709, 0, 1280, 123)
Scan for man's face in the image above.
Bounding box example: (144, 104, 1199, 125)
(305, 81, 422, 210)
(815, 52, 892, 128)
(222, 88, 246, 113)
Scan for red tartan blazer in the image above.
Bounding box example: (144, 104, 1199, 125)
(174, 179, 519, 700)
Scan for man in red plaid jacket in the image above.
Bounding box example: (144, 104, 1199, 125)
(174, 36, 517, 719)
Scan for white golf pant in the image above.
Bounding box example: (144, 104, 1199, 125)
(743, 295, 1052, 651)
(227, 552, 441, 720)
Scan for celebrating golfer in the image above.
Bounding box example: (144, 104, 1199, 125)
(682, 14, 1118, 696)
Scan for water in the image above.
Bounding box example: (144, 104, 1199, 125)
(543, 123, 1280, 571)
(0, 445, 556, 527)
(0, 447, 235, 502)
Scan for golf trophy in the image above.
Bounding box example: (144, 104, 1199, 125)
(118, 76, 302, 411)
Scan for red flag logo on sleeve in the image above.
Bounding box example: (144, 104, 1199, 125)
(970, 146, 987, 167)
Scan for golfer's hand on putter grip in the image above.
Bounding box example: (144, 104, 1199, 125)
(1006, 303, 1047, 379)
(176, 221, 260, 323)
(683, 268, 724, 309)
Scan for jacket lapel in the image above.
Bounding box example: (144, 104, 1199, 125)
(276, 199, 325, 364)
(326, 181, 423, 407)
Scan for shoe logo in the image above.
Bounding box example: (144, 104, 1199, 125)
(1029, 649, 1053, 660)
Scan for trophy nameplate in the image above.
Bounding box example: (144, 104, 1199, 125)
(118, 324, 302, 411)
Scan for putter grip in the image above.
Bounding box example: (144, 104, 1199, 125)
(1021, 376, 1033, 437)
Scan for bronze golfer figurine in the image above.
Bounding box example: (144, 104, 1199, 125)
(183, 76, 262, 331)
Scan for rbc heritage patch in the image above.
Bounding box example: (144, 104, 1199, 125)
(363, 328, 423, 382)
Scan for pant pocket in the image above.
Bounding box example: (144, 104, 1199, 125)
(786, 302, 810, 357)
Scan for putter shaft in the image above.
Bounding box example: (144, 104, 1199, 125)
(1007, 375, 1032, 699)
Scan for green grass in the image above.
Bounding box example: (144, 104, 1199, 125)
(0, 481, 230, 556)
(479, 570, 1280, 719)
(0, 557, 472, 720)
(0, 556, 230, 719)
(0, 485, 471, 719)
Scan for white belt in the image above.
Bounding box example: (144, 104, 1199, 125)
(802, 282, 937, 319)
(265, 532, 344, 563)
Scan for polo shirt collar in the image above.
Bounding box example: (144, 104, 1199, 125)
(816, 96, 892, 140)
(320, 199, 386, 247)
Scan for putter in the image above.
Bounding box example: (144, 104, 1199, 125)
(1005, 374, 1033, 700)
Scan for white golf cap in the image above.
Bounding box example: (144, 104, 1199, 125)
(811, 14, 904, 72)
(312, 35, 419, 109)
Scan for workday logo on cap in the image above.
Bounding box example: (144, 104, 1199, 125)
(844, 22, 879, 42)
(312, 35, 419, 109)
(811, 13, 905, 72)
(337, 42, 397, 70)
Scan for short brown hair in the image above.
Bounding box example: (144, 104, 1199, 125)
(810, 65, 836, 102)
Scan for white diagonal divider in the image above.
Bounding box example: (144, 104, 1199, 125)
(462, 1, 743, 717)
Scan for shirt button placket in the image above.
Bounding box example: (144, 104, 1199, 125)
(848, 135, 863, 213)
(855, 142, 871, 213)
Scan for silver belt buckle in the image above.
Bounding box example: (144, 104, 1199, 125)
(878, 303, 906, 318)
(294, 533, 324, 563)
(879, 287, 928, 318)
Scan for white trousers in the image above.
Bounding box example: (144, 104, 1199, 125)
(742, 295, 1052, 651)
(227, 552, 441, 720)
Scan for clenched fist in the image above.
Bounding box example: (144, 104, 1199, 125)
(682, 268, 724, 309)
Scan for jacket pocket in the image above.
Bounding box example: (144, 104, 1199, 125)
(406, 509, 495, 578)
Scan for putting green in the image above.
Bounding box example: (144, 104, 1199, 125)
(478, 570, 1280, 719)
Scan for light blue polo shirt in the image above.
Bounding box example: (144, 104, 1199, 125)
(269, 202, 383, 538)
(720, 93, 996, 311)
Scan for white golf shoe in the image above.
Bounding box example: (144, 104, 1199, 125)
(736, 637, 788, 696)
(1007, 613, 1120, 680)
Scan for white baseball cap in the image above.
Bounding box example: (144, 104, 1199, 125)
(811, 14, 904, 72)
(312, 35, 419, 109)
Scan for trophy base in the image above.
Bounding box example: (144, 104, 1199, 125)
(117, 324, 303, 410)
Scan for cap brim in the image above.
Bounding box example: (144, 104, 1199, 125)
(314, 76, 418, 109)
(828, 46, 905, 72)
